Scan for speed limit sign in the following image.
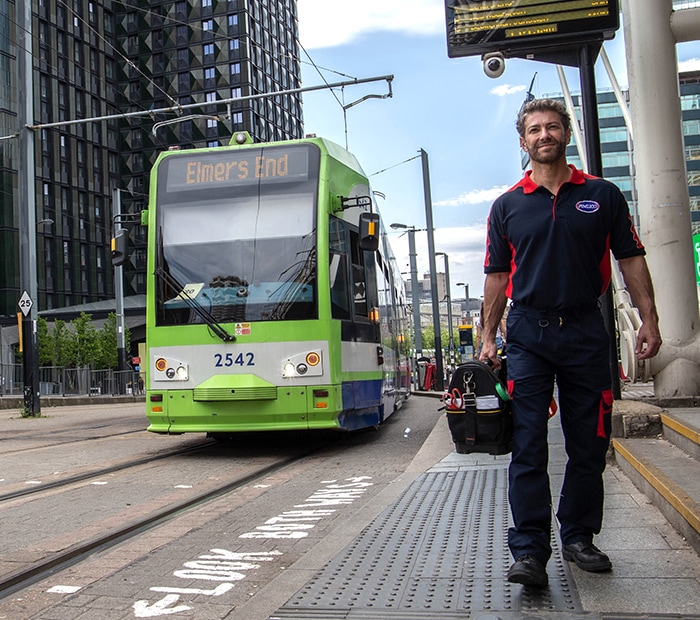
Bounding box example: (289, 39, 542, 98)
(18, 290, 33, 316)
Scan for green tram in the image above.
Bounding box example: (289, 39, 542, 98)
(142, 133, 411, 435)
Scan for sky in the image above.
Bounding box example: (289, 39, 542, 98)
(295, 0, 700, 301)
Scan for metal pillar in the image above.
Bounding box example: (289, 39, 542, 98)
(112, 189, 128, 372)
(18, 0, 40, 415)
(622, 0, 700, 396)
(407, 228, 422, 357)
(421, 149, 444, 391)
(436, 252, 454, 370)
(578, 42, 622, 400)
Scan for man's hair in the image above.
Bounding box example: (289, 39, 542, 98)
(516, 98, 571, 137)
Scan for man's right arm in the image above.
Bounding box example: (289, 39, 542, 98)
(479, 272, 509, 368)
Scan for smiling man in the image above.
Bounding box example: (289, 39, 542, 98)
(480, 98, 662, 588)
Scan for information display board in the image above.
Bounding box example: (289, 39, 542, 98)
(446, 0, 619, 58)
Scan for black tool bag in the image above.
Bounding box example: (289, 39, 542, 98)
(443, 359, 513, 455)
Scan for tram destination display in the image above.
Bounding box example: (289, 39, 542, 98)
(446, 0, 620, 58)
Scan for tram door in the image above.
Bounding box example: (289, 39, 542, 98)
(329, 216, 380, 343)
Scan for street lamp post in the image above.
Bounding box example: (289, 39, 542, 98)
(391, 223, 423, 387)
(436, 252, 454, 370)
(456, 282, 470, 316)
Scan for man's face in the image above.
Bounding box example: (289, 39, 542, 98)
(519, 110, 571, 164)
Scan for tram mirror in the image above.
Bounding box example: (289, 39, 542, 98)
(359, 212, 380, 251)
(111, 228, 129, 266)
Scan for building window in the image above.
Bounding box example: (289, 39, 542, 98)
(683, 119, 700, 136)
(202, 19, 213, 31)
(202, 0, 212, 6)
(686, 145, 700, 161)
(203, 43, 214, 56)
(230, 62, 240, 75)
(204, 67, 215, 80)
(228, 14, 238, 26)
(229, 38, 239, 50)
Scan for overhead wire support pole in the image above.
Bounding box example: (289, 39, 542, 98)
(421, 149, 444, 392)
(112, 189, 127, 373)
(18, 0, 40, 415)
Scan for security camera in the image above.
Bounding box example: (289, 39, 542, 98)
(483, 52, 506, 79)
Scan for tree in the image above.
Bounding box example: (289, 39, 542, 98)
(35, 313, 131, 370)
(65, 312, 100, 368)
(37, 317, 52, 366)
(97, 313, 130, 369)
(52, 320, 72, 368)
(419, 324, 451, 352)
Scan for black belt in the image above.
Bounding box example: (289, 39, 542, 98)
(510, 301, 600, 324)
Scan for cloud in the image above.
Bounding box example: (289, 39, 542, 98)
(389, 224, 490, 297)
(490, 84, 527, 97)
(434, 185, 510, 207)
(679, 57, 700, 72)
(297, 0, 445, 49)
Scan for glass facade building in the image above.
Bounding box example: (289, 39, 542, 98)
(0, 0, 303, 320)
(547, 70, 700, 234)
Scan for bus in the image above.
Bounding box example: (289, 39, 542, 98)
(137, 132, 411, 435)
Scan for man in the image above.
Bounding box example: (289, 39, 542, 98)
(480, 98, 661, 588)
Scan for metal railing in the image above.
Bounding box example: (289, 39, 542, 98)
(1, 364, 145, 397)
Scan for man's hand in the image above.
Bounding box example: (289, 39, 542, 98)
(636, 321, 662, 360)
(479, 340, 501, 369)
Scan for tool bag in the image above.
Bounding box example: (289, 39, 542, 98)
(442, 359, 513, 455)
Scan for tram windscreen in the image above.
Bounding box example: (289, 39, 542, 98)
(154, 144, 320, 325)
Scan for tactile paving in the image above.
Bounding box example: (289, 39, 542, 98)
(273, 464, 584, 618)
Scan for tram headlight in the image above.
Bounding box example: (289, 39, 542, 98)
(282, 350, 323, 378)
(153, 355, 189, 382)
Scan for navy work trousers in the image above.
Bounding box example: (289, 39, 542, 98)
(505, 302, 613, 565)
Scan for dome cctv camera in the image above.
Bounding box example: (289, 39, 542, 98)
(483, 52, 505, 79)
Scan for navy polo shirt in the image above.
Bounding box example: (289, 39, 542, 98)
(484, 165, 645, 310)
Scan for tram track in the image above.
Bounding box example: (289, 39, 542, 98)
(0, 434, 339, 601)
(0, 438, 216, 503)
(0, 416, 148, 451)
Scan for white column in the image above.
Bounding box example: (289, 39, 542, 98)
(622, 0, 700, 395)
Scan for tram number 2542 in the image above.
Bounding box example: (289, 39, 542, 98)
(214, 352, 255, 367)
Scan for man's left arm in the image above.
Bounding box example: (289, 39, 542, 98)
(617, 255, 662, 359)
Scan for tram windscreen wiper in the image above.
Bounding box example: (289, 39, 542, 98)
(154, 267, 236, 342)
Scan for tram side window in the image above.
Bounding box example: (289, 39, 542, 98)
(350, 230, 368, 318)
(329, 217, 352, 320)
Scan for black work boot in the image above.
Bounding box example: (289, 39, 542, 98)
(562, 541, 612, 572)
(507, 554, 548, 587)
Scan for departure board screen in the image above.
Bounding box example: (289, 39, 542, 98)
(446, 0, 619, 58)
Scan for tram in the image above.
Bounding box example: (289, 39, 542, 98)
(138, 132, 411, 435)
